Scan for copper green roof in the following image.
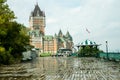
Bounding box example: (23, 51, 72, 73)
(60, 37, 65, 42)
(58, 29, 63, 37)
(81, 39, 96, 45)
(80, 39, 100, 46)
(66, 31, 73, 41)
(44, 35, 53, 40)
(28, 30, 41, 37)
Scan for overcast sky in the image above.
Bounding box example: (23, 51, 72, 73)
(7, 0, 120, 52)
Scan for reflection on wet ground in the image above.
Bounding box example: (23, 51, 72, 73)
(0, 57, 120, 80)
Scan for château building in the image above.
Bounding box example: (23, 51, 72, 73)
(28, 3, 73, 54)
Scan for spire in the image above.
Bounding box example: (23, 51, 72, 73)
(66, 31, 73, 41)
(36, 0, 38, 5)
(58, 29, 63, 37)
(54, 33, 57, 36)
(66, 31, 70, 37)
(35, 0, 39, 6)
(54, 33, 57, 38)
(30, 2, 45, 17)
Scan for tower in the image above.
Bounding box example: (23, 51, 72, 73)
(29, 3, 45, 36)
(29, 3, 45, 51)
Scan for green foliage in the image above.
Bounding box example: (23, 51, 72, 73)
(0, 0, 30, 65)
(0, 22, 30, 57)
(40, 52, 51, 57)
(0, 46, 5, 52)
(0, 47, 14, 65)
(0, 0, 15, 25)
(78, 46, 103, 57)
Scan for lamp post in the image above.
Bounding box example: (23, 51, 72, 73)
(48, 39, 49, 53)
(106, 41, 108, 60)
(77, 45, 80, 52)
(77, 45, 80, 57)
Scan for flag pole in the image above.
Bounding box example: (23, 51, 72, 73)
(85, 27, 90, 40)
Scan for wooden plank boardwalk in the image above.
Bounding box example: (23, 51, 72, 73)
(44, 57, 120, 80)
(0, 57, 120, 80)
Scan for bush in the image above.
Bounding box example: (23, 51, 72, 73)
(78, 46, 103, 57)
(0, 47, 14, 65)
(40, 52, 51, 57)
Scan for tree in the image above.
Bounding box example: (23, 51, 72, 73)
(0, 0, 15, 25)
(0, 0, 30, 65)
(78, 46, 103, 57)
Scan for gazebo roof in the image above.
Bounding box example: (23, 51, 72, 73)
(78, 39, 101, 47)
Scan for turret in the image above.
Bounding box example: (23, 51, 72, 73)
(29, 3, 45, 36)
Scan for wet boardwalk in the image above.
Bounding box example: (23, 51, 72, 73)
(0, 57, 120, 80)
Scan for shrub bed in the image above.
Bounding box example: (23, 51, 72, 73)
(40, 53, 51, 57)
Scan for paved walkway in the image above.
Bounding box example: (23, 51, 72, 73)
(0, 57, 120, 80)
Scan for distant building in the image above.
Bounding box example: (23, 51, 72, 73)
(28, 3, 73, 54)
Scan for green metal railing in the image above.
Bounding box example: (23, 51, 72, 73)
(99, 52, 120, 61)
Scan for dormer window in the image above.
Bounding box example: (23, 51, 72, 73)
(36, 26, 39, 30)
(37, 10, 39, 16)
(33, 25, 40, 30)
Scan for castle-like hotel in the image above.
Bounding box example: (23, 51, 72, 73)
(28, 3, 73, 54)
